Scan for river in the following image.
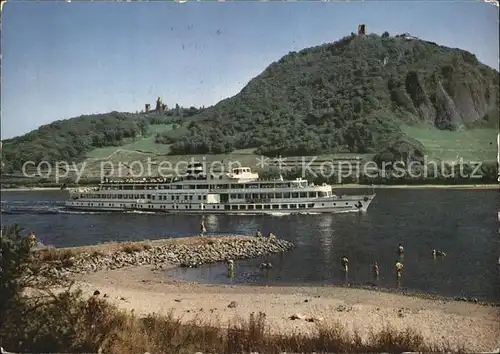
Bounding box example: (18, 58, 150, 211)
(1, 188, 499, 301)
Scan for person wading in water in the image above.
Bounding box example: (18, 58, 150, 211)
(395, 260, 403, 279)
(341, 256, 349, 272)
(372, 261, 379, 279)
(200, 218, 206, 236)
(227, 259, 235, 280)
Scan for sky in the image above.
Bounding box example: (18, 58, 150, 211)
(1, 1, 498, 139)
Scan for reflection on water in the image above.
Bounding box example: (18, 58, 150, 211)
(1, 188, 499, 301)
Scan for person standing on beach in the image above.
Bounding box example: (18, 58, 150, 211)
(200, 218, 206, 236)
(255, 230, 263, 238)
(341, 256, 349, 272)
(395, 260, 403, 279)
(398, 243, 404, 255)
(27, 232, 37, 249)
(372, 261, 379, 278)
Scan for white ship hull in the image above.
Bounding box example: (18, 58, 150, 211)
(64, 163, 376, 215)
(64, 195, 375, 214)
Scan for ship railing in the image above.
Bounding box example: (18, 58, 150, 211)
(245, 199, 271, 203)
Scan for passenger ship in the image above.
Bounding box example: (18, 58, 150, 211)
(65, 163, 376, 214)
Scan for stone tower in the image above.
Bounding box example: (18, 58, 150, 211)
(358, 24, 366, 35)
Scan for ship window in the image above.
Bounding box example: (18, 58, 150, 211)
(237, 194, 243, 199)
(319, 192, 327, 197)
(198, 196, 201, 200)
(300, 192, 307, 198)
(281, 204, 288, 209)
(264, 205, 271, 209)
(225, 205, 230, 210)
(189, 185, 195, 189)
(290, 204, 297, 208)
(308, 203, 314, 208)
(283, 192, 290, 198)
(231, 205, 238, 210)
(292, 193, 299, 198)
(256, 205, 262, 210)
(346, 202, 348, 205)
(272, 205, 279, 209)
(231, 194, 237, 199)
(245, 194, 251, 199)
(184, 196, 188, 200)
(189, 196, 193, 200)
(203, 195, 206, 200)
(299, 204, 306, 208)
(308, 192, 316, 198)
(248, 205, 254, 210)
(275, 193, 283, 198)
(118, 195, 123, 199)
(147, 194, 151, 199)
(176, 196, 179, 200)
(252, 194, 259, 199)
(185, 205, 188, 209)
(239, 205, 246, 210)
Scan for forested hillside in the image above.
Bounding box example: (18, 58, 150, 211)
(1, 106, 204, 172)
(2, 31, 498, 173)
(160, 32, 498, 158)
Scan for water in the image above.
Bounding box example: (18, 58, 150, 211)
(1, 188, 499, 302)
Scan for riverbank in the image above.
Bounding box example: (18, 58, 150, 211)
(31, 236, 500, 352)
(1, 187, 64, 191)
(35, 234, 295, 276)
(333, 183, 499, 189)
(2, 183, 498, 192)
(73, 265, 500, 353)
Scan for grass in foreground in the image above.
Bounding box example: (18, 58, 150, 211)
(1, 291, 460, 354)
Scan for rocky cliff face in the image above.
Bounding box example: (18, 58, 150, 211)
(166, 33, 498, 155)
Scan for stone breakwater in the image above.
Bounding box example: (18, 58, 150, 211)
(38, 235, 295, 277)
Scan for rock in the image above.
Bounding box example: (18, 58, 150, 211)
(50, 235, 295, 275)
(289, 313, 304, 320)
(228, 301, 237, 308)
(305, 316, 323, 322)
(336, 304, 352, 312)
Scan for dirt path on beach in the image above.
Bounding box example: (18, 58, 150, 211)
(75, 265, 500, 352)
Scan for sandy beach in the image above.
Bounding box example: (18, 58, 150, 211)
(74, 265, 500, 353)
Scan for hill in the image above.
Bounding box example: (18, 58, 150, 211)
(160, 31, 498, 160)
(1, 30, 498, 177)
(0, 107, 203, 173)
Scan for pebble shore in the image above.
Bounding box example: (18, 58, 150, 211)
(37, 235, 295, 277)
